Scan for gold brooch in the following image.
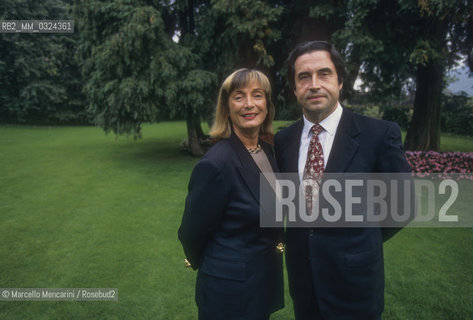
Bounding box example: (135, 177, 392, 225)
(184, 258, 192, 268)
(276, 242, 284, 253)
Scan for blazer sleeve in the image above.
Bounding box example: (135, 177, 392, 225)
(178, 159, 230, 269)
(378, 122, 413, 241)
(377, 122, 411, 173)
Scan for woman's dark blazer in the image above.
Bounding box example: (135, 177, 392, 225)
(178, 132, 284, 319)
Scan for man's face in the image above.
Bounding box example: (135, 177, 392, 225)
(293, 50, 343, 123)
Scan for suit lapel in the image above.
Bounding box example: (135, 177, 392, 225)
(325, 108, 360, 173)
(228, 132, 261, 204)
(285, 120, 304, 173)
(228, 132, 279, 218)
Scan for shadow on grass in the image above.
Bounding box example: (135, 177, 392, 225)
(99, 137, 198, 177)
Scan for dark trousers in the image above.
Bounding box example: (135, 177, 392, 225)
(292, 293, 382, 320)
(198, 309, 270, 320)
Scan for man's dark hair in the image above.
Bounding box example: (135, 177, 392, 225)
(287, 40, 347, 90)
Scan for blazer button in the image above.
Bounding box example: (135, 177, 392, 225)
(276, 242, 285, 253)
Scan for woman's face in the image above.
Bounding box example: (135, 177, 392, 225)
(228, 81, 268, 136)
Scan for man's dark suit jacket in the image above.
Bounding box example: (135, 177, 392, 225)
(178, 132, 284, 320)
(274, 108, 411, 320)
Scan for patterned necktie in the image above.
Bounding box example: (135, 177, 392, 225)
(303, 124, 324, 214)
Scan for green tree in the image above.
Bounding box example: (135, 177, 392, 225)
(74, 0, 217, 156)
(403, 0, 473, 150)
(327, 0, 472, 151)
(0, 0, 86, 123)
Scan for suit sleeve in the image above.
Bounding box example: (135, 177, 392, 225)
(378, 122, 413, 241)
(378, 122, 411, 173)
(178, 159, 230, 269)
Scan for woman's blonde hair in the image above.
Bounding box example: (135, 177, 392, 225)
(209, 68, 275, 140)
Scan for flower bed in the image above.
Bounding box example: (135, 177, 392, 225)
(405, 151, 473, 179)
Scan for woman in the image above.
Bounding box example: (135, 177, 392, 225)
(178, 69, 284, 320)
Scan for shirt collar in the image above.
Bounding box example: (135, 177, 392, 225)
(302, 102, 343, 137)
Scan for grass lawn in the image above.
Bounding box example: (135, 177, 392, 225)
(0, 121, 472, 319)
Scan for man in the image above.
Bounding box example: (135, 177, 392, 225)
(274, 40, 411, 320)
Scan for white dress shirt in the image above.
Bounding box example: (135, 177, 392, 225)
(298, 103, 343, 182)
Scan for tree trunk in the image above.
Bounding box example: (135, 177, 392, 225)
(187, 115, 205, 157)
(180, 1, 204, 157)
(341, 64, 360, 103)
(341, 46, 361, 103)
(404, 61, 443, 151)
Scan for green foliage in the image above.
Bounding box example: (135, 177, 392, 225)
(196, 0, 282, 81)
(172, 69, 217, 118)
(345, 104, 384, 120)
(382, 106, 412, 130)
(75, 1, 217, 138)
(315, 0, 473, 150)
(317, 0, 471, 105)
(441, 92, 473, 136)
(274, 101, 301, 121)
(0, 0, 87, 123)
(345, 103, 413, 130)
(75, 0, 282, 150)
(77, 2, 171, 136)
